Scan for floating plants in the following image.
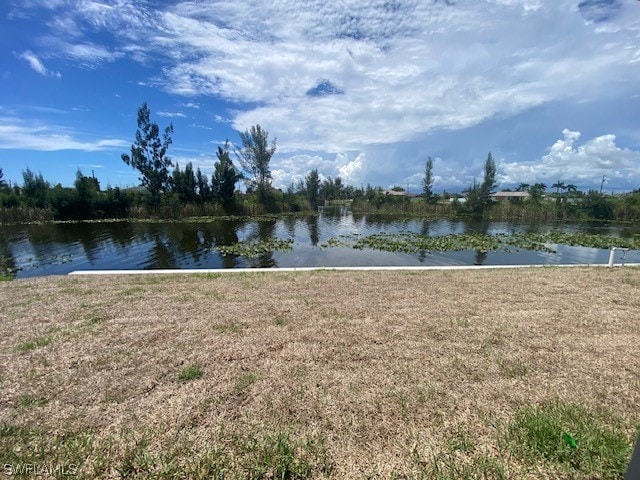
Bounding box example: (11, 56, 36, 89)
(320, 231, 640, 254)
(214, 238, 294, 258)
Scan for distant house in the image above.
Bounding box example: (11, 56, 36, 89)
(490, 191, 530, 202)
(384, 189, 406, 196)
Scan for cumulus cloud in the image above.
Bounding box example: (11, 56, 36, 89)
(19, 50, 61, 78)
(337, 153, 367, 184)
(270, 153, 340, 188)
(499, 129, 640, 189)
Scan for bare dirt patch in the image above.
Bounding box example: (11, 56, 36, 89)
(1, 267, 638, 478)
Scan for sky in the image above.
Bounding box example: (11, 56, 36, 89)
(1, 0, 640, 194)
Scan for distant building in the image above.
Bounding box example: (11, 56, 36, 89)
(490, 191, 530, 201)
(384, 189, 406, 196)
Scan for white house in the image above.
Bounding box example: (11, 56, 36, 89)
(490, 191, 530, 202)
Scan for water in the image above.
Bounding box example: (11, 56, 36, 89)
(2, 205, 639, 278)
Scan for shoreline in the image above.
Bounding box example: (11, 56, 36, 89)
(67, 263, 640, 276)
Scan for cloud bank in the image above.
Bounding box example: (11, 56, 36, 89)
(10, 0, 640, 189)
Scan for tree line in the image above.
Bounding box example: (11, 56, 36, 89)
(0, 103, 354, 221)
(354, 152, 640, 222)
(1, 103, 639, 223)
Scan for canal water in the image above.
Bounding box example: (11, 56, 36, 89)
(2, 206, 639, 278)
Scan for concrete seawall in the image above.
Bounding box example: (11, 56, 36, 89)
(69, 263, 640, 275)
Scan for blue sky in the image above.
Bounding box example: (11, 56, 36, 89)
(1, 0, 639, 193)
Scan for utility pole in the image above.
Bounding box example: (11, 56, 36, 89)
(600, 175, 606, 194)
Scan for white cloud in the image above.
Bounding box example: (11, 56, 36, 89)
(12, 0, 640, 191)
(270, 153, 339, 188)
(19, 50, 61, 78)
(157, 111, 187, 118)
(170, 155, 218, 173)
(499, 129, 640, 188)
(337, 153, 366, 184)
(44, 38, 122, 66)
(115, 0, 637, 156)
(0, 122, 127, 151)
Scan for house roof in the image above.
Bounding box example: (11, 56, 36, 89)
(491, 191, 530, 198)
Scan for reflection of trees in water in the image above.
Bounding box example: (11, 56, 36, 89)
(306, 215, 319, 247)
(248, 220, 277, 267)
(145, 234, 178, 269)
(359, 213, 399, 230)
(418, 220, 431, 263)
(0, 234, 17, 277)
(21, 223, 102, 264)
(138, 223, 203, 267)
(107, 222, 136, 250)
(22, 222, 138, 265)
(73, 225, 102, 263)
(165, 223, 204, 263)
(207, 220, 242, 268)
(282, 215, 297, 238)
(464, 218, 490, 266)
(142, 221, 247, 269)
(320, 205, 348, 220)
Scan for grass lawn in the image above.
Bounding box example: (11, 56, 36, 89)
(1, 267, 639, 479)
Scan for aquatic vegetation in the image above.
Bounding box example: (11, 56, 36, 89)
(214, 238, 294, 258)
(320, 231, 640, 254)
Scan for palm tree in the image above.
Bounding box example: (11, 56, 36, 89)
(552, 181, 566, 194)
(566, 184, 578, 195)
(516, 183, 530, 192)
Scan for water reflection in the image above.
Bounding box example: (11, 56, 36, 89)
(306, 215, 319, 247)
(0, 233, 17, 277)
(2, 207, 639, 278)
(209, 220, 241, 268)
(247, 220, 277, 268)
(146, 234, 178, 269)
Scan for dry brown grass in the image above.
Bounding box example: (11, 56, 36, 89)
(1, 267, 639, 478)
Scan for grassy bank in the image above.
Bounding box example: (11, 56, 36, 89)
(1, 268, 639, 478)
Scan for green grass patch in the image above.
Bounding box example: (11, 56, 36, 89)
(235, 372, 258, 391)
(621, 275, 639, 287)
(0, 424, 93, 477)
(17, 394, 48, 408)
(506, 400, 634, 479)
(233, 430, 333, 480)
(177, 364, 203, 382)
(121, 286, 146, 296)
(193, 272, 224, 279)
(214, 320, 243, 334)
(481, 331, 506, 350)
(84, 311, 106, 325)
(178, 293, 195, 302)
(16, 336, 52, 352)
(426, 452, 507, 480)
(450, 317, 471, 328)
(1, 423, 331, 479)
(497, 356, 529, 378)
